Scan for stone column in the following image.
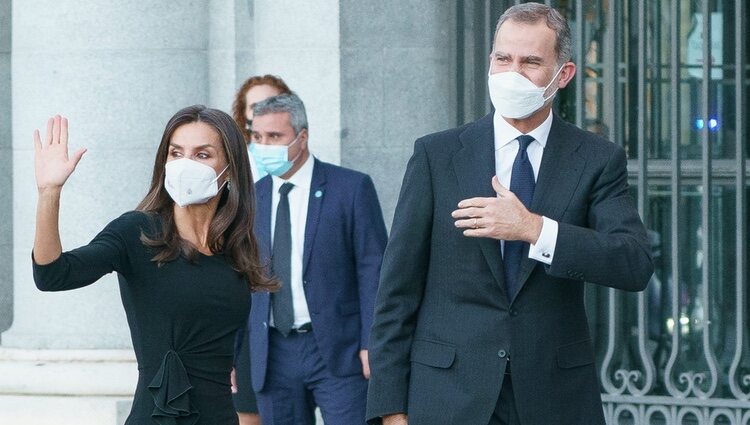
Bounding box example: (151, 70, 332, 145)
(0, 0, 12, 338)
(339, 0, 457, 227)
(0, 1, 210, 423)
(208, 0, 238, 111)
(252, 0, 342, 164)
(233, 0, 256, 99)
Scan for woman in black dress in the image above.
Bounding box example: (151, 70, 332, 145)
(32, 106, 274, 425)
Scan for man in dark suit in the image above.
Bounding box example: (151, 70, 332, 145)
(366, 3, 653, 425)
(247, 93, 388, 425)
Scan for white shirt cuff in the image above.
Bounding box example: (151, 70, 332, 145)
(528, 216, 557, 265)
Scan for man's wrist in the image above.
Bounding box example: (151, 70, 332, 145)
(526, 213, 544, 244)
(382, 413, 408, 425)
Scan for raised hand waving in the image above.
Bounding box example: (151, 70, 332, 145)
(33, 115, 87, 192)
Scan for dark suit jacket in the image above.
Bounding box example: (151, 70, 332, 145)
(249, 158, 388, 393)
(366, 114, 653, 425)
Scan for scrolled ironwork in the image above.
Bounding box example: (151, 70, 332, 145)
(612, 403, 641, 425)
(612, 369, 644, 396)
(604, 399, 750, 425)
(635, 293, 656, 395)
(676, 371, 706, 397)
(708, 408, 738, 425)
(601, 290, 621, 395)
(675, 406, 703, 424)
(643, 405, 671, 424)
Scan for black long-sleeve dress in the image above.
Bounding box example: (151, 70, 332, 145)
(33, 211, 251, 425)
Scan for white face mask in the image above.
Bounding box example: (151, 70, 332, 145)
(487, 65, 564, 119)
(164, 158, 229, 207)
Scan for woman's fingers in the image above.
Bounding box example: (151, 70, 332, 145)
(33, 129, 42, 152)
(51, 115, 61, 144)
(45, 117, 53, 145)
(60, 116, 69, 149)
(70, 148, 87, 168)
(35, 115, 84, 169)
(38, 115, 69, 150)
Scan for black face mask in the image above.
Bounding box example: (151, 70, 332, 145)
(245, 119, 252, 132)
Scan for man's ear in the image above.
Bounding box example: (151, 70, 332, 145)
(558, 62, 577, 89)
(299, 128, 309, 150)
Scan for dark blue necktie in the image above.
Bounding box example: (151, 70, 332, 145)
(272, 182, 294, 336)
(503, 135, 536, 300)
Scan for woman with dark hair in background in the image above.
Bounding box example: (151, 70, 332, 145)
(232, 74, 291, 183)
(32, 106, 275, 425)
(230, 74, 291, 425)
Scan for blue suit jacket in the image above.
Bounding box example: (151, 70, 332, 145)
(249, 158, 388, 392)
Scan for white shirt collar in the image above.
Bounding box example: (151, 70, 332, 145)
(493, 110, 554, 150)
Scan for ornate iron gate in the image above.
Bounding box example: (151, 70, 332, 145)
(458, 1, 750, 423)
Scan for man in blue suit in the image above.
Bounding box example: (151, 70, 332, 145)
(247, 93, 388, 425)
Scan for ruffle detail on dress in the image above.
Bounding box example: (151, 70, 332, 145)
(148, 350, 200, 425)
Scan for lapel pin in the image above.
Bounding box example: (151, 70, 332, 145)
(315, 190, 323, 198)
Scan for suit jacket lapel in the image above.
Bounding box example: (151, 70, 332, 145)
(256, 176, 273, 260)
(303, 159, 326, 275)
(516, 115, 585, 290)
(452, 114, 507, 297)
(255, 176, 273, 312)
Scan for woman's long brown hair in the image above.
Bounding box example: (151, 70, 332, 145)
(136, 105, 276, 291)
(231, 74, 291, 141)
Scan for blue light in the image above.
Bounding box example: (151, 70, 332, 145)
(694, 118, 720, 131)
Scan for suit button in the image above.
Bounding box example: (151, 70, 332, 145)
(263, 321, 268, 328)
(498, 349, 507, 358)
(510, 309, 518, 317)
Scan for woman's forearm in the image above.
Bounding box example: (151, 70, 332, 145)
(33, 187, 63, 265)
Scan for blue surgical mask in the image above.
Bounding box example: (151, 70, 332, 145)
(247, 144, 267, 180)
(248, 132, 302, 177)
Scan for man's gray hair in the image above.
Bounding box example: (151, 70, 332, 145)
(494, 2, 572, 65)
(252, 93, 308, 135)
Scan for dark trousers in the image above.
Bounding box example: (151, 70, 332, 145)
(256, 328, 368, 425)
(488, 365, 521, 425)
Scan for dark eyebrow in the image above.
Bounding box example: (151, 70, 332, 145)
(521, 55, 544, 63)
(492, 51, 545, 64)
(169, 143, 217, 150)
